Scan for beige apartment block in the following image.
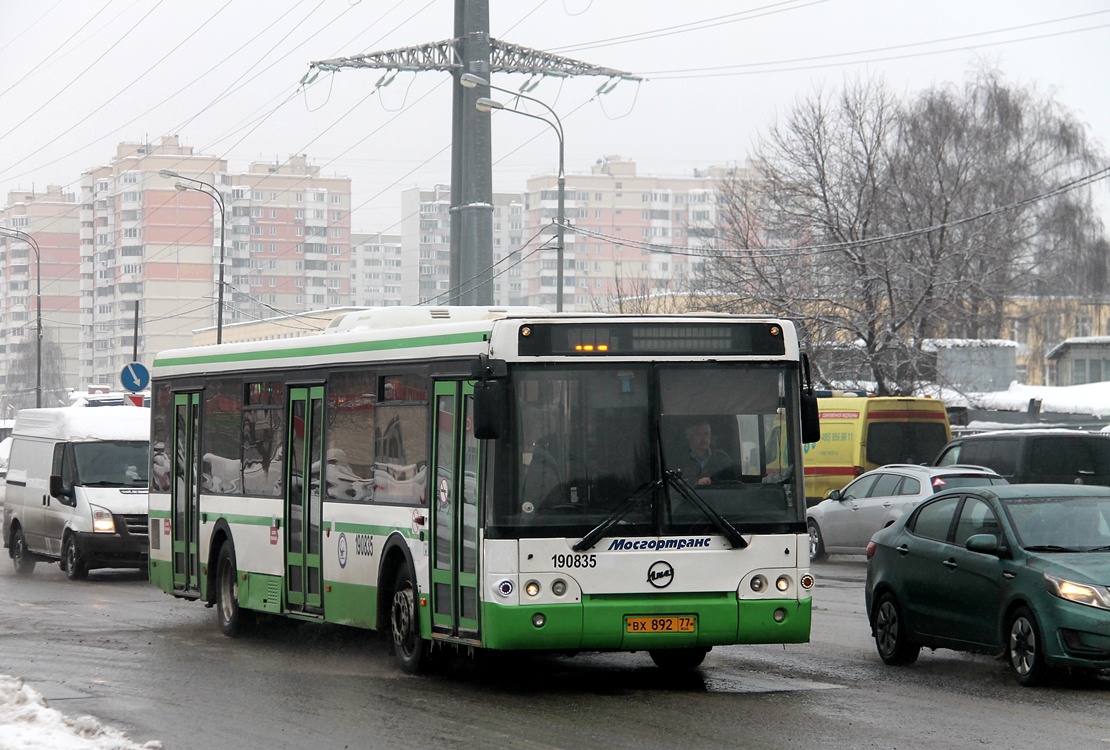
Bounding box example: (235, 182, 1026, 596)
(519, 155, 748, 311)
(77, 137, 351, 389)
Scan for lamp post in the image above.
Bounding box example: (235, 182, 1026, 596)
(159, 169, 227, 343)
(461, 74, 566, 312)
(0, 227, 42, 407)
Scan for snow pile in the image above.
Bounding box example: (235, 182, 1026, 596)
(0, 676, 161, 750)
(970, 381, 1110, 418)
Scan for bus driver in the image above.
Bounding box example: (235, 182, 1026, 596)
(682, 420, 734, 486)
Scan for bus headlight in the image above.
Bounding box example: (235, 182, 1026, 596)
(776, 575, 791, 592)
(525, 580, 541, 597)
(800, 574, 815, 590)
(91, 506, 116, 534)
(750, 575, 767, 593)
(497, 580, 514, 597)
(551, 579, 568, 597)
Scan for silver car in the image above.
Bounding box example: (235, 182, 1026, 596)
(808, 464, 1006, 559)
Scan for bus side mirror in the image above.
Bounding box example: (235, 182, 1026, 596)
(801, 391, 821, 445)
(473, 380, 506, 440)
(799, 353, 821, 444)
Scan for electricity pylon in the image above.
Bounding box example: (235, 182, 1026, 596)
(309, 0, 635, 306)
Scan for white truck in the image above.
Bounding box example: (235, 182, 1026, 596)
(2, 406, 150, 580)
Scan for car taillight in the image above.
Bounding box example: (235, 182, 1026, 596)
(866, 541, 877, 560)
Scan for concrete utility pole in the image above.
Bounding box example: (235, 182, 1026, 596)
(309, 0, 634, 307)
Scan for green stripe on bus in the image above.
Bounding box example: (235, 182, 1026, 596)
(331, 522, 413, 537)
(153, 330, 489, 368)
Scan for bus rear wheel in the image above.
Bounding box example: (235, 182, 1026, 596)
(649, 647, 709, 672)
(390, 566, 434, 674)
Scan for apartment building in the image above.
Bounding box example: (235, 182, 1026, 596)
(351, 232, 404, 308)
(0, 186, 82, 410)
(77, 137, 351, 388)
(517, 155, 741, 311)
(400, 185, 524, 306)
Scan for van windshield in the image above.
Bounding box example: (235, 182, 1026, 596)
(72, 441, 149, 486)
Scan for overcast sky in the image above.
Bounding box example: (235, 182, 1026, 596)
(1, 1, 1108, 232)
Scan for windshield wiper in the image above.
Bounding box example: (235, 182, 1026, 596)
(573, 477, 659, 552)
(664, 470, 747, 549)
(1024, 544, 1082, 553)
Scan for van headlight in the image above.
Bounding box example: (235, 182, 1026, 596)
(1045, 573, 1110, 610)
(91, 506, 116, 534)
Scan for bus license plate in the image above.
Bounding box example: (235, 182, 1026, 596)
(625, 615, 696, 634)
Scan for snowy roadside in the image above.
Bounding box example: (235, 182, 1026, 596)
(0, 675, 161, 750)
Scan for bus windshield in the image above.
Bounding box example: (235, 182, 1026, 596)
(488, 363, 803, 539)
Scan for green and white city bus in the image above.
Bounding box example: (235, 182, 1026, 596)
(147, 307, 819, 673)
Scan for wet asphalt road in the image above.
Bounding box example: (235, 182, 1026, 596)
(1, 556, 1108, 749)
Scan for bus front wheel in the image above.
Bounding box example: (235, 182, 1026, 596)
(216, 541, 251, 638)
(390, 566, 434, 674)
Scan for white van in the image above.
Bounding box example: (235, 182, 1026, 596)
(2, 406, 150, 579)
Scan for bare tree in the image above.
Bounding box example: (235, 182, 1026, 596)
(709, 68, 1106, 394)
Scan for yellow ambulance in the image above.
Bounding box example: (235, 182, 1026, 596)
(802, 395, 951, 504)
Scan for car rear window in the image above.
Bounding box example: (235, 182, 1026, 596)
(1028, 437, 1110, 477)
(867, 422, 949, 466)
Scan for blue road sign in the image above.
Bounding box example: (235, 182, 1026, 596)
(121, 362, 150, 392)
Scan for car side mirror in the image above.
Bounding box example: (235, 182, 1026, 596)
(965, 533, 1000, 555)
(49, 475, 76, 505)
(827, 489, 842, 502)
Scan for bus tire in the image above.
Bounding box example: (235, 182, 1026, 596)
(11, 525, 36, 575)
(649, 647, 709, 672)
(216, 541, 251, 638)
(63, 534, 89, 581)
(390, 565, 433, 674)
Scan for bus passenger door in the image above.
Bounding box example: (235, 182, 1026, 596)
(286, 386, 324, 614)
(172, 392, 201, 595)
(429, 381, 481, 641)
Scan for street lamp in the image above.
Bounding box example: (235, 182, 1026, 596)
(0, 227, 42, 407)
(159, 169, 227, 343)
(461, 74, 566, 312)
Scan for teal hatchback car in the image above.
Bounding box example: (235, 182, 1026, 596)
(865, 484, 1110, 686)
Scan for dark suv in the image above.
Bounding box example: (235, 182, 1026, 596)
(934, 429, 1110, 486)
